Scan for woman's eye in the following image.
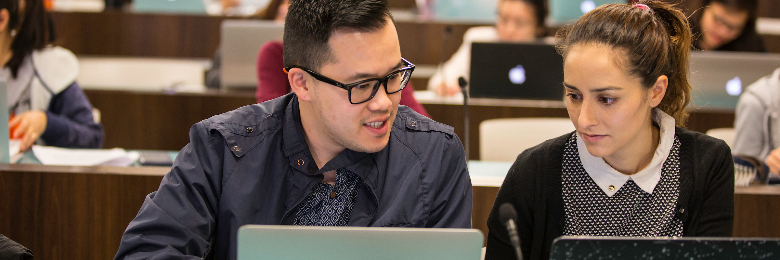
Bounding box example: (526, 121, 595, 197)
(566, 93, 582, 100)
(599, 97, 616, 105)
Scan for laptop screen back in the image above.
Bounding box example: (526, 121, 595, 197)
(220, 20, 285, 89)
(237, 225, 483, 260)
(469, 42, 564, 101)
(689, 51, 780, 110)
(134, 0, 207, 14)
(550, 236, 780, 260)
(550, 0, 626, 24)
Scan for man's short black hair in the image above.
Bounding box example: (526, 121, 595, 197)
(283, 0, 393, 71)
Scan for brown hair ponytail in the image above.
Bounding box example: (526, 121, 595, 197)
(556, 0, 692, 126)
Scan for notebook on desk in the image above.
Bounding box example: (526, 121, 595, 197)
(550, 236, 780, 260)
(469, 42, 564, 101)
(220, 20, 285, 89)
(237, 225, 483, 260)
(688, 51, 780, 110)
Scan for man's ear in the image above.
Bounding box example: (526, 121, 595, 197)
(288, 68, 314, 101)
(648, 75, 668, 108)
(0, 9, 10, 34)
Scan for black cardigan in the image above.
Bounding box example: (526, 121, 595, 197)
(485, 128, 734, 260)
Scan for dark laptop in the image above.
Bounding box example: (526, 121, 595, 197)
(550, 236, 780, 260)
(469, 42, 564, 101)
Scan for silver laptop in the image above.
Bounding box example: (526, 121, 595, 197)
(237, 225, 483, 260)
(550, 236, 780, 260)
(689, 51, 780, 110)
(133, 0, 207, 14)
(549, 0, 626, 24)
(220, 20, 285, 89)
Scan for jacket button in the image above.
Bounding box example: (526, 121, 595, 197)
(246, 127, 254, 133)
(297, 159, 304, 166)
(330, 191, 336, 198)
(409, 120, 417, 127)
(233, 146, 241, 152)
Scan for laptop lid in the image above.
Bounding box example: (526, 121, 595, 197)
(550, 236, 780, 260)
(469, 42, 564, 101)
(689, 51, 780, 110)
(549, 0, 626, 24)
(433, 0, 497, 22)
(220, 20, 285, 89)
(134, 0, 207, 14)
(237, 225, 483, 260)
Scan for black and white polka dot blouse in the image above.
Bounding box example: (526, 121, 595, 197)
(561, 132, 684, 237)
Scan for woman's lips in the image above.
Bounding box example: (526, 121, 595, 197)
(581, 132, 606, 143)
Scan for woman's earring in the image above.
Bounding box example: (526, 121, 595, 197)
(10, 29, 16, 37)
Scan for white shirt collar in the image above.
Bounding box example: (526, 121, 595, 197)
(576, 109, 677, 196)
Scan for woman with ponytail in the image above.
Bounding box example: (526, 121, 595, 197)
(485, 1, 734, 259)
(0, 0, 102, 151)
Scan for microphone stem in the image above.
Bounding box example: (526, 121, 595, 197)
(463, 86, 468, 162)
(506, 220, 523, 260)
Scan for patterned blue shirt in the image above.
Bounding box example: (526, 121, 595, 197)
(293, 168, 362, 226)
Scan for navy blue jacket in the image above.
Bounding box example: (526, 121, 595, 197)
(42, 82, 103, 148)
(114, 93, 473, 260)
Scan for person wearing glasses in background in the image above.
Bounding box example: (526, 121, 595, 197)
(691, 0, 765, 52)
(428, 0, 548, 96)
(114, 0, 472, 259)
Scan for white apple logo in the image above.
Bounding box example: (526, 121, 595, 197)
(509, 65, 526, 85)
(581, 0, 596, 14)
(726, 76, 742, 96)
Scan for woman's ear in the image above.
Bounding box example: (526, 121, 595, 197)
(288, 68, 314, 101)
(0, 9, 10, 34)
(648, 75, 668, 107)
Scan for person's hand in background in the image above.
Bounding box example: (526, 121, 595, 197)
(764, 147, 780, 174)
(9, 110, 47, 151)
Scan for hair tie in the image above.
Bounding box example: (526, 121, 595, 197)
(634, 4, 651, 11)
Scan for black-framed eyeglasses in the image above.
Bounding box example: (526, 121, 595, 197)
(284, 58, 415, 104)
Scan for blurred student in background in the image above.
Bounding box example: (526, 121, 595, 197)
(486, 1, 733, 259)
(733, 68, 780, 175)
(0, 0, 103, 151)
(691, 0, 765, 52)
(428, 0, 548, 96)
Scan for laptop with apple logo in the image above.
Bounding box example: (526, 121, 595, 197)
(688, 51, 780, 110)
(469, 42, 565, 101)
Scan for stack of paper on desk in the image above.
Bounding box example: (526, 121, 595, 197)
(31, 146, 140, 166)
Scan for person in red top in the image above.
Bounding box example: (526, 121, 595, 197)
(256, 40, 430, 117)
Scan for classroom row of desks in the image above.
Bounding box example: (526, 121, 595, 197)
(1, 163, 778, 259)
(82, 88, 735, 161)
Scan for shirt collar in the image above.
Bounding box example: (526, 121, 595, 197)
(576, 108, 677, 196)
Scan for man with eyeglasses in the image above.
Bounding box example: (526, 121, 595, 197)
(114, 0, 472, 259)
(692, 0, 765, 52)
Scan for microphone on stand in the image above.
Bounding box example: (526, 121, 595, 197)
(499, 203, 524, 260)
(458, 76, 469, 162)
